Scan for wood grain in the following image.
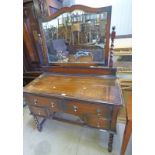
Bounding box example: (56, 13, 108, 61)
(42, 66, 117, 75)
(24, 73, 122, 105)
(121, 94, 132, 155)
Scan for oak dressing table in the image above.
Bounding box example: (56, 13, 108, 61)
(24, 72, 122, 152)
(24, 5, 123, 152)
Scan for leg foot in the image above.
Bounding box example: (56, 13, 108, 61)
(37, 124, 42, 132)
(108, 133, 114, 152)
(33, 115, 46, 132)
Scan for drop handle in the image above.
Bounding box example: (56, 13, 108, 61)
(73, 105, 78, 112)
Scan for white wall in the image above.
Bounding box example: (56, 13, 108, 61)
(75, 0, 132, 35)
(111, 0, 132, 35)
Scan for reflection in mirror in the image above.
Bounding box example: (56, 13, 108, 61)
(42, 10, 107, 63)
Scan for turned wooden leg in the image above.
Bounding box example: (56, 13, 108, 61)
(33, 115, 46, 132)
(33, 115, 42, 131)
(108, 133, 114, 152)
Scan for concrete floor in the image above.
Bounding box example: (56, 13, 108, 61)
(23, 106, 131, 155)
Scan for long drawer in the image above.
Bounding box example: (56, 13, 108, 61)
(64, 101, 112, 119)
(25, 95, 50, 107)
(83, 114, 111, 129)
(29, 106, 50, 117)
(24, 95, 62, 113)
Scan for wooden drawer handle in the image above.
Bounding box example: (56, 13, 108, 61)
(73, 105, 78, 112)
(34, 99, 38, 105)
(51, 102, 55, 108)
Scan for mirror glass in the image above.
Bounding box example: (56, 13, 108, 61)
(42, 10, 107, 63)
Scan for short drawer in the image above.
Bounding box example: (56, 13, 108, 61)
(64, 101, 112, 118)
(83, 114, 110, 129)
(29, 106, 49, 117)
(25, 95, 62, 113)
(25, 95, 50, 107)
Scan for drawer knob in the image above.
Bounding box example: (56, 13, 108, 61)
(38, 112, 41, 115)
(34, 99, 38, 105)
(51, 102, 55, 108)
(73, 105, 78, 112)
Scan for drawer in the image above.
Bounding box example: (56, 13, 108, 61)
(83, 114, 110, 129)
(25, 95, 62, 113)
(64, 101, 112, 118)
(25, 95, 50, 107)
(29, 106, 49, 117)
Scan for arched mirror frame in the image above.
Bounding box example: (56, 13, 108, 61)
(39, 5, 112, 67)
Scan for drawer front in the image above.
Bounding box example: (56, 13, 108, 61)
(64, 101, 112, 118)
(25, 95, 63, 113)
(84, 115, 110, 129)
(29, 106, 49, 117)
(25, 95, 50, 107)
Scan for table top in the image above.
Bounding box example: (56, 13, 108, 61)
(23, 73, 122, 105)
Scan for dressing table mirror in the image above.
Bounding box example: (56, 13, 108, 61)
(39, 5, 112, 66)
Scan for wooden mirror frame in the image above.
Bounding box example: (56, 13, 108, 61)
(38, 5, 112, 67)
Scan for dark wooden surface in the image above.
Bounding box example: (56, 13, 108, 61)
(24, 73, 122, 105)
(23, 1, 44, 85)
(42, 66, 117, 75)
(33, 0, 49, 17)
(24, 72, 123, 152)
(109, 26, 116, 67)
(24, 73, 122, 132)
(23, 1, 41, 70)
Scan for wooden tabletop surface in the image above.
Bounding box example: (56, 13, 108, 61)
(24, 73, 122, 105)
